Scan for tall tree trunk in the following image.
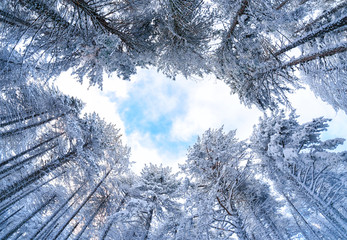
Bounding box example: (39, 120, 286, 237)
(0, 144, 57, 177)
(75, 199, 106, 240)
(226, 0, 248, 39)
(0, 110, 50, 128)
(18, 0, 70, 29)
(143, 208, 154, 240)
(295, 1, 347, 33)
(0, 150, 76, 203)
(29, 184, 83, 240)
(0, 9, 31, 27)
(0, 206, 24, 228)
(63, 222, 79, 240)
(283, 192, 322, 240)
(1, 195, 56, 239)
(0, 172, 62, 216)
(51, 169, 112, 240)
(274, 14, 347, 56)
(101, 193, 128, 240)
(0, 111, 67, 138)
(0, 132, 63, 168)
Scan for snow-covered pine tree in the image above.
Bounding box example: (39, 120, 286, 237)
(251, 110, 347, 239)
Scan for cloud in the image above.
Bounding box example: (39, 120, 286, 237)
(289, 88, 347, 151)
(55, 70, 128, 136)
(55, 68, 347, 175)
(169, 77, 262, 142)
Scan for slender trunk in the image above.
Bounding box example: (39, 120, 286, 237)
(0, 9, 31, 27)
(0, 206, 23, 227)
(0, 132, 64, 168)
(18, 0, 70, 28)
(29, 184, 83, 240)
(0, 172, 62, 216)
(51, 169, 112, 240)
(283, 193, 321, 240)
(101, 194, 128, 240)
(216, 196, 249, 240)
(66, 0, 132, 47)
(281, 44, 347, 68)
(0, 144, 57, 177)
(274, 0, 291, 10)
(75, 199, 106, 240)
(143, 208, 154, 240)
(295, 1, 347, 33)
(274, 14, 347, 56)
(1, 195, 56, 239)
(0, 110, 50, 128)
(258, 44, 347, 77)
(35, 199, 76, 240)
(63, 222, 79, 240)
(226, 0, 248, 39)
(0, 112, 67, 138)
(0, 150, 76, 203)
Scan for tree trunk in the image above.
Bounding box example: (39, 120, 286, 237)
(18, 0, 70, 29)
(0, 150, 76, 203)
(295, 1, 347, 33)
(0, 9, 31, 27)
(226, 0, 248, 39)
(29, 184, 83, 240)
(0, 111, 67, 138)
(75, 199, 106, 240)
(0, 172, 62, 216)
(0, 132, 63, 168)
(143, 208, 154, 240)
(1, 195, 56, 239)
(274, 14, 347, 56)
(0, 144, 57, 177)
(0, 110, 50, 128)
(101, 193, 128, 240)
(0, 206, 23, 228)
(51, 169, 112, 240)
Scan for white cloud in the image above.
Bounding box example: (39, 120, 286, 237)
(170, 77, 262, 141)
(55, 70, 128, 137)
(55, 69, 347, 175)
(127, 131, 186, 173)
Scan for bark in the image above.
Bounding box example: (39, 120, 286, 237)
(0, 206, 23, 228)
(51, 169, 112, 240)
(226, 0, 248, 39)
(75, 199, 106, 240)
(0, 110, 50, 128)
(274, 14, 347, 56)
(0, 132, 63, 168)
(295, 1, 347, 33)
(66, 0, 132, 47)
(0, 150, 76, 203)
(143, 208, 154, 240)
(29, 184, 83, 240)
(0, 144, 57, 177)
(0, 9, 31, 27)
(281, 44, 347, 69)
(0, 172, 62, 216)
(63, 222, 79, 240)
(283, 192, 322, 240)
(216, 196, 249, 240)
(101, 193, 128, 240)
(1, 195, 56, 239)
(18, 0, 70, 29)
(274, 0, 291, 10)
(0, 111, 67, 138)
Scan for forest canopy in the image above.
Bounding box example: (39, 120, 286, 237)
(0, 0, 346, 239)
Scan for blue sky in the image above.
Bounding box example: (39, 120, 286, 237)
(55, 68, 347, 172)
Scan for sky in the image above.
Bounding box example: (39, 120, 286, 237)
(55, 68, 347, 173)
